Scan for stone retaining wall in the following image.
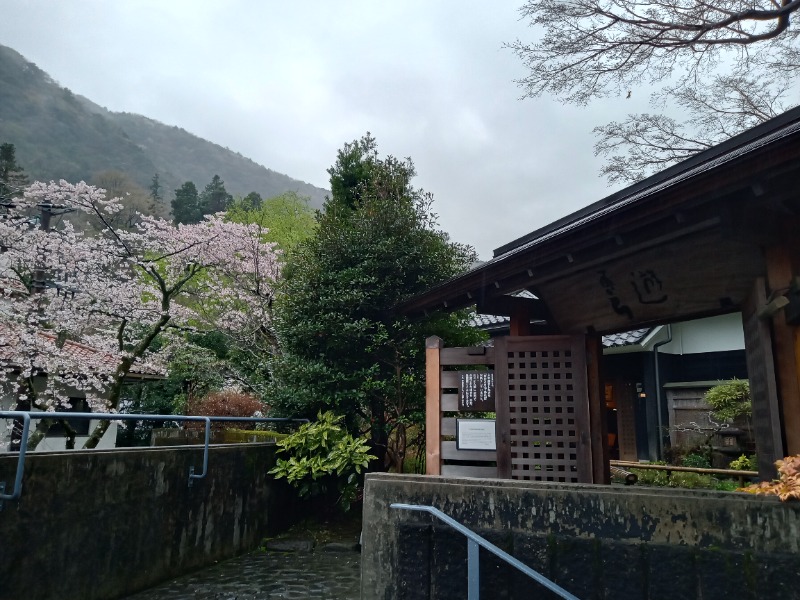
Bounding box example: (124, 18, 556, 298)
(361, 473, 800, 600)
(0, 444, 297, 600)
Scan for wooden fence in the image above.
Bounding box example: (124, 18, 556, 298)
(425, 336, 497, 477)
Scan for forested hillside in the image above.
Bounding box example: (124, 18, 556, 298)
(0, 44, 327, 209)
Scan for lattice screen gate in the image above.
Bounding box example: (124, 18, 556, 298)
(426, 335, 593, 483)
(494, 336, 591, 483)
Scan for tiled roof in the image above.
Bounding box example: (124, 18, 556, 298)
(602, 328, 651, 347)
(0, 277, 28, 295)
(0, 324, 162, 377)
(471, 313, 510, 328)
(470, 312, 651, 348)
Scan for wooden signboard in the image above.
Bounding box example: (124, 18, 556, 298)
(456, 418, 497, 451)
(458, 371, 494, 411)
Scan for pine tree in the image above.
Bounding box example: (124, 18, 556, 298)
(199, 175, 232, 215)
(0, 143, 29, 203)
(149, 173, 162, 203)
(270, 134, 483, 471)
(171, 181, 201, 224)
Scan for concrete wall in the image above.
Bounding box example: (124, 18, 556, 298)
(0, 444, 297, 600)
(362, 474, 800, 600)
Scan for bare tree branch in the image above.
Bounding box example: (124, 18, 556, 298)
(508, 0, 800, 104)
(593, 74, 790, 184)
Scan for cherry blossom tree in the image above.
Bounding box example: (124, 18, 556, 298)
(0, 180, 280, 450)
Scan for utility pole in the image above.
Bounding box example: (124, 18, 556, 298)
(31, 202, 75, 293)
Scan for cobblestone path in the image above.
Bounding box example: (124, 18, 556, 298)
(123, 546, 361, 600)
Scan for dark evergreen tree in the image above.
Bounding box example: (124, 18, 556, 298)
(149, 173, 162, 203)
(243, 191, 263, 210)
(171, 181, 201, 224)
(270, 134, 483, 471)
(199, 174, 233, 215)
(0, 142, 29, 203)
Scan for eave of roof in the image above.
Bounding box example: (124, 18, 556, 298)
(397, 105, 800, 318)
(492, 105, 800, 258)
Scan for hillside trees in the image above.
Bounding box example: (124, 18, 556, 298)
(90, 170, 167, 229)
(508, 0, 800, 183)
(149, 173, 163, 203)
(172, 175, 234, 224)
(199, 174, 233, 214)
(0, 142, 28, 201)
(0, 180, 280, 450)
(270, 134, 483, 471)
(171, 181, 201, 224)
(226, 191, 317, 255)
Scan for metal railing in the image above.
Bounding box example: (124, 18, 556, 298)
(0, 411, 307, 508)
(391, 503, 580, 600)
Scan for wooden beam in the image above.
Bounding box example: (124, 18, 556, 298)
(493, 336, 512, 479)
(742, 278, 784, 479)
(425, 336, 442, 475)
(586, 334, 610, 484)
(766, 246, 800, 455)
(509, 301, 532, 336)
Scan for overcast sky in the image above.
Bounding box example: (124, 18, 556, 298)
(0, 0, 652, 259)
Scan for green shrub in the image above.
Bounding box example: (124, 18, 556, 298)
(681, 453, 711, 469)
(669, 472, 715, 489)
(631, 463, 741, 491)
(631, 463, 670, 487)
(268, 411, 375, 511)
(704, 379, 751, 422)
(729, 454, 757, 471)
(714, 479, 741, 492)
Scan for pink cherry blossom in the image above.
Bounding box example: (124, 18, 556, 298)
(1, 181, 280, 448)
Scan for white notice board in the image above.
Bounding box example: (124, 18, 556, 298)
(456, 418, 497, 451)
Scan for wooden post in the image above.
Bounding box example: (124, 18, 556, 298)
(493, 336, 512, 478)
(765, 246, 800, 455)
(586, 334, 610, 484)
(742, 278, 784, 480)
(425, 336, 442, 475)
(509, 302, 532, 337)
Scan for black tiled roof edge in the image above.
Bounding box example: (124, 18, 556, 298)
(493, 105, 800, 259)
(602, 328, 651, 347)
(470, 312, 651, 348)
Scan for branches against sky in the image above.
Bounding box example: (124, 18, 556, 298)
(508, 0, 800, 184)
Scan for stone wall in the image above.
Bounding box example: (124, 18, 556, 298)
(361, 473, 800, 600)
(0, 444, 297, 600)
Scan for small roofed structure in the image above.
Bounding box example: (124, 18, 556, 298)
(400, 105, 800, 480)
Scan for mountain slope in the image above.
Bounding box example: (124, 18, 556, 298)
(0, 44, 328, 209)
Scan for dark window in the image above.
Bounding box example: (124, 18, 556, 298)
(46, 398, 90, 437)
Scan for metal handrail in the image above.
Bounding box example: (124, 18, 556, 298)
(0, 411, 307, 506)
(391, 503, 580, 600)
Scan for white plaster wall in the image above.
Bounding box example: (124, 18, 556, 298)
(644, 313, 745, 355)
(0, 382, 118, 452)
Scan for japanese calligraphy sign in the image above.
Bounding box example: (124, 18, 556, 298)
(458, 371, 495, 411)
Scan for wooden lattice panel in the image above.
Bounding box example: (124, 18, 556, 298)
(616, 382, 639, 462)
(494, 336, 590, 483)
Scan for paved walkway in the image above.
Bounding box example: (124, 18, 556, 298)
(123, 545, 361, 600)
